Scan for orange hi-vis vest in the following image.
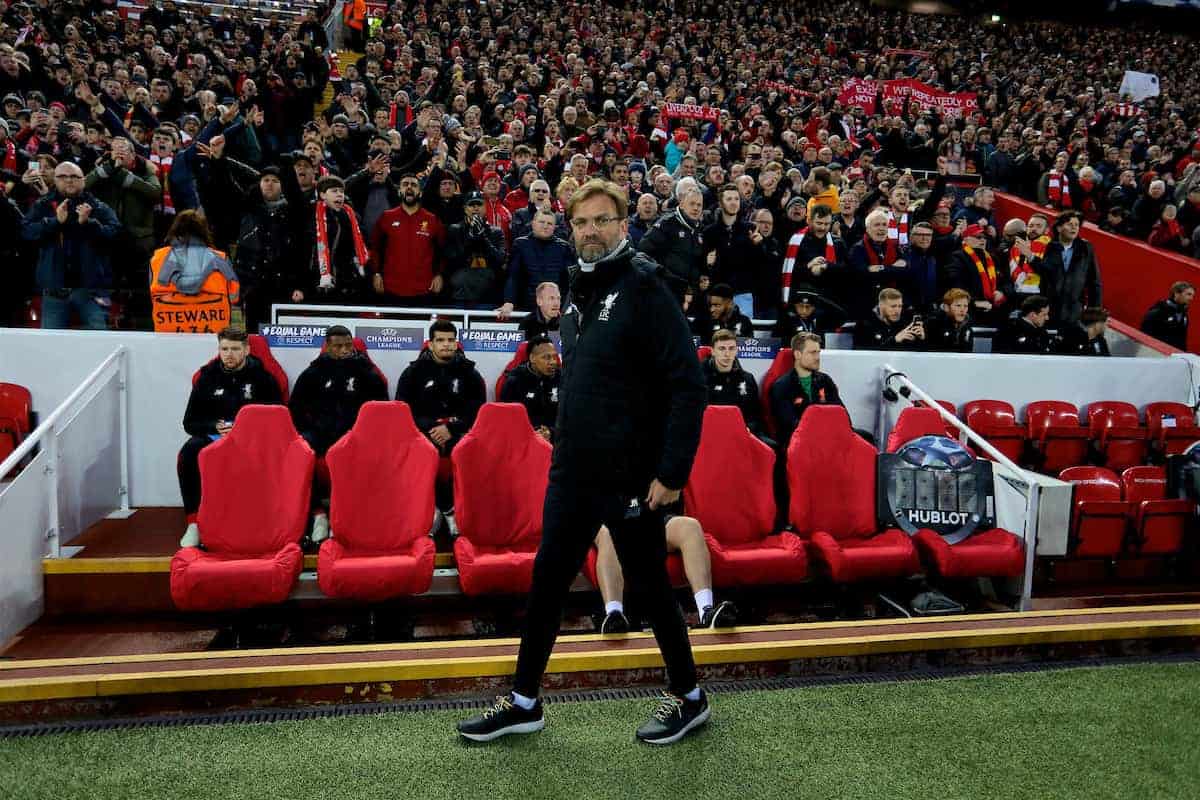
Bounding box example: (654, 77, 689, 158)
(149, 246, 239, 333)
(343, 0, 366, 30)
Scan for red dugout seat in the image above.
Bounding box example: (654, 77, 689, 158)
(1059, 466, 1129, 558)
(684, 405, 807, 586)
(1121, 466, 1192, 556)
(170, 405, 314, 611)
(0, 382, 33, 468)
(1027, 401, 1089, 473)
(452, 403, 551, 595)
(317, 402, 438, 601)
(886, 407, 957, 453)
(913, 527, 1025, 579)
(914, 399, 959, 439)
(192, 334, 290, 401)
(962, 400, 1024, 463)
(696, 345, 712, 362)
(1146, 402, 1200, 458)
(788, 406, 920, 581)
(759, 348, 794, 437)
(1087, 402, 1146, 473)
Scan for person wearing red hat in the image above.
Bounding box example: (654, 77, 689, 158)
(479, 169, 512, 247)
(945, 222, 1010, 324)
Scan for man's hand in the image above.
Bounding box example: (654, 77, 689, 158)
(429, 424, 452, 446)
(974, 300, 993, 311)
(535, 426, 552, 442)
(807, 256, 826, 274)
(372, 274, 385, 294)
(76, 202, 92, 223)
(646, 479, 680, 510)
(993, 291, 1006, 304)
(895, 326, 916, 343)
(291, 290, 305, 302)
(219, 100, 240, 125)
(750, 229, 763, 245)
(1014, 237, 1033, 258)
(495, 301, 515, 320)
(430, 275, 444, 293)
(215, 421, 233, 436)
(892, 259, 907, 268)
(55, 201, 70, 224)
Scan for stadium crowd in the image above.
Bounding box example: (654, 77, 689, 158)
(0, 0, 1197, 352)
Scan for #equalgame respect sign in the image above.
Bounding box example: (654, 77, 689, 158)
(460, 329, 524, 352)
(259, 324, 328, 348)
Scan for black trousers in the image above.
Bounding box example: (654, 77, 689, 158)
(512, 478, 697, 698)
(178, 435, 215, 514)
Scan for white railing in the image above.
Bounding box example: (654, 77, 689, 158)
(881, 364, 1054, 611)
(0, 346, 131, 558)
(271, 303, 529, 328)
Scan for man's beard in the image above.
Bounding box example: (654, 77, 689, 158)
(578, 238, 615, 261)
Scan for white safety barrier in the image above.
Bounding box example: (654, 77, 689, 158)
(0, 347, 130, 645)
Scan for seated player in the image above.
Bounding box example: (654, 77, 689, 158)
(854, 287, 925, 351)
(696, 283, 754, 344)
(178, 327, 284, 547)
(769, 332, 844, 447)
(594, 514, 738, 633)
(1056, 306, 1111, 356)
(396, 319, 487, 509)
(923, 288, 976, 353)
(703, 329, 765, 438)
(771, 285, 834, 343)
(518, 281, 563, 339)
(498, 334, 560, 442)
(992, 294, 1054, 354)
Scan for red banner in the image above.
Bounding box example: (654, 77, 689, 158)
(884, 48, 931, 59)
(760, 81, 818, 99)
(663, 103, 719, 122)
(837, 78, 878, 114)
(880, 79, 978, 118)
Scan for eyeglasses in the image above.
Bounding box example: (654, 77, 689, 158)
(569, 215, 620, 232)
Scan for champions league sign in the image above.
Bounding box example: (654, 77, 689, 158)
(877, 435, 995, 544)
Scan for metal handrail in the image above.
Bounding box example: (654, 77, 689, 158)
(0, 347, 127, 480)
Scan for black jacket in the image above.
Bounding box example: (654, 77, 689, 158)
(854, 311, 923, 351)
(703, 357, 763, 435)
(518, 310, 561, 339)
(945, 247, 1013, 313)
(556, 243, 706, 491)
(289, 353, 388, 451)
(992, 316, 1054, 354)
(499, 362, 561, 433)
(637, 209, 707, 300)
(395, 348, 487, 447)
(1056, 323, 1111, 357)
(769, 369, 843, 446)
(771, 309, 831, 343)
(1141, 299, 1189, 350)
(923, 311, 975, 353)
(235, 196, 299, 287)
(183, 356, 284, 437)
(695, 306, 755, 345)
(443, 219, 506, 303)
(704, 217, 757, 295)
(1030, 239, 1103, 325)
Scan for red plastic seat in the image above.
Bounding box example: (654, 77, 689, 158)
(696, 345, 712, 362)
(321, 336, 389, 393)
(1121, 466, 1192, 556)
(886, 407, 957, 453)
(759, 348, 794, 437)
(1059, 466, 1129, 558)
(170, 405, 314, 611)
(788, 405, 919, 581)
(495, 341, 531, 398)
(1027, 401, 1088, 473)
(1087, 401, 1146, 473)
(913, 528, 1025, 579)
(962, 400, 1024, 463)
(0, 382, 33, 468)
(914, 399, 959, 439)
(684, 406, 807, 586)
(192, 334, 290, 401)
(1146, 402, 1200, 457)
(317, 402, 438, 601)
(452, 403, 551, 595)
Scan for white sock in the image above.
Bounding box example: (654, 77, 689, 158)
(511, 691, 537, 710)
(684, 687, 701, 701)
(694, 589, 714, 613)
(605, 600, 624, 615)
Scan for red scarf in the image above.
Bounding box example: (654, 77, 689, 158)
(1008, 243, 1040, 293)
(781, 229, 836, 304)
(150, 153, 174, 214)
(315, 201, 368, 283)
(887, 210, 909, 246)
(1047, 171, 1072, 208)
(2, 138, 15, 172)
(964, 244, 997, 298)
(863, 233, 899, 266)
(388, 102, 414, 130)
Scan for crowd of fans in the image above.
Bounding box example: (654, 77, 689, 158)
(1, 0, 1198, 351)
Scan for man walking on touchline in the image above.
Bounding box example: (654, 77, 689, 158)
(457, 180, 710, 745)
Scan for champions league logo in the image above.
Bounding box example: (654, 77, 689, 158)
(877, 435, 995, 544)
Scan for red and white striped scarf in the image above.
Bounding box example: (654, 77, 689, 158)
(315, 201, 368, 282)
(781, 229, 836, 303)
(1047, 171, 1072, 208)
(864, 233, 899, 267)
(887, 211, 909, 246)
(150, 153, 174, 215)
(1, 138, 16, 172)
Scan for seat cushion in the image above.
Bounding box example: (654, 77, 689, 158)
(170, 543, 303, 612)
(913, 528, 1025, 579)
(583, 547, 688, 589)
(808, 529, 920, 582)
(454, 537, 539, 596)
(705, 531, 808, 587)
(317, 536, 436, 602)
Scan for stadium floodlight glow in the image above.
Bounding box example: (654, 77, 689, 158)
(991, 14, 1001, 22)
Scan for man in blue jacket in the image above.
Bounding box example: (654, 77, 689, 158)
(495, 208, 573, 317)
(21, 161, 122, 329)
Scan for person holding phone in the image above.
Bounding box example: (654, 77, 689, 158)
(854, 288, 926, 351)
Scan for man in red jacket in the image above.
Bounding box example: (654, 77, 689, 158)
(368, 173, 446, 305)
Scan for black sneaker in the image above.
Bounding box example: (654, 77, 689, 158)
(697, 600, 739, 629)
(600, 609, 630, 634)
(636, 689, 710, 745)
(457, 694, 545, 742)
